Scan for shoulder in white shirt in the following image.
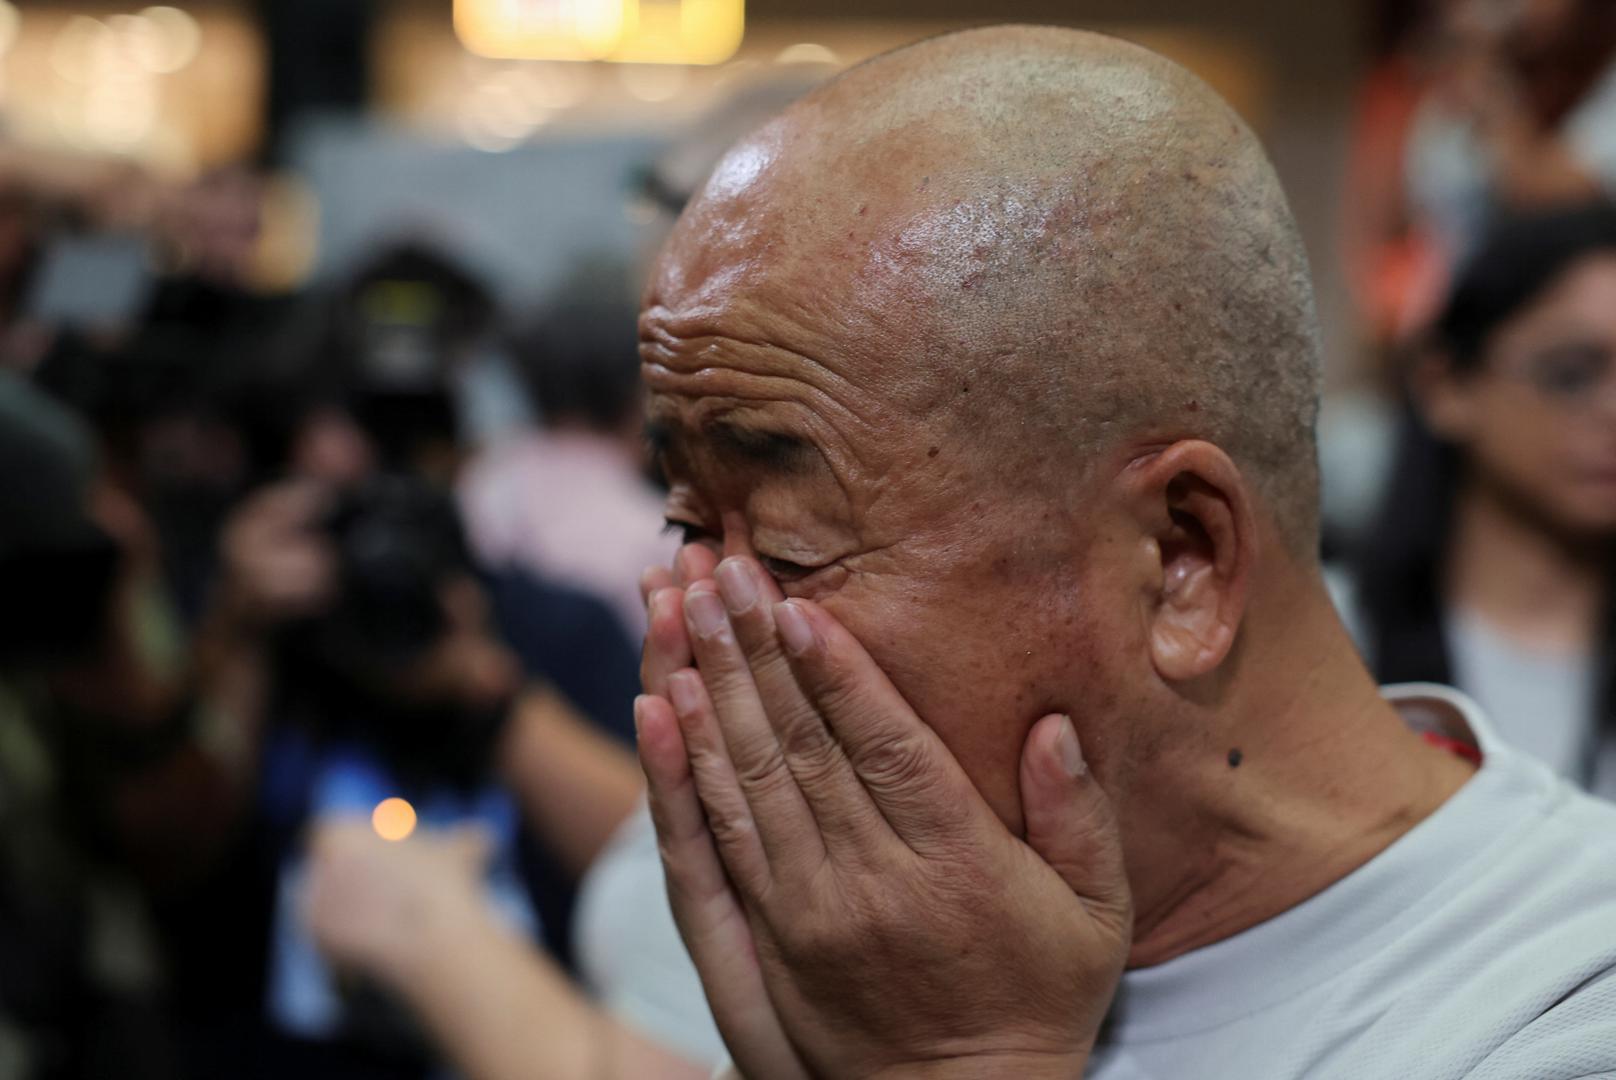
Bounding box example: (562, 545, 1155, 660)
(1090, 685, 1616, 1079)
(582, 687, 1616, 1079)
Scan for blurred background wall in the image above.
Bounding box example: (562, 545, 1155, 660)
(0, 0, 1367, 380)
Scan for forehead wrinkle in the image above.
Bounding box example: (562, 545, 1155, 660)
(644, 377, 883, 497)
(639, 309, 886, 433)
(642, 296, 866, 385)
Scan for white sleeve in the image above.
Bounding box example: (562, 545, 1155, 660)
(1469, 969, 1616, 1079)
(573, 803, 730, 1068)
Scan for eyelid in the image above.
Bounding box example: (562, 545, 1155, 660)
(659, 515, 836, 584)
(758, 554, 816, 583)
(661, 517, 717, 545)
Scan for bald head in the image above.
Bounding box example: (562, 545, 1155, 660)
(652, 25, 1322, 546)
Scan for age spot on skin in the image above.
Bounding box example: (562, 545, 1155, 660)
(1227, 748, 1243, 768)
(928, 446, 940, 458)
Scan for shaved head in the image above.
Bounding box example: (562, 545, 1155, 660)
(640, 29, 1467, 967)
(642, 26, 1329, 834)
(649, 25, 1322, 546)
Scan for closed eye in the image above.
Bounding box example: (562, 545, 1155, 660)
(756, 554, 816, 584)
(662, 518, 715, 547)
(661, 519, 822, 584)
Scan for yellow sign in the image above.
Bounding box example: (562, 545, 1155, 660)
(454, 0, 743, 65)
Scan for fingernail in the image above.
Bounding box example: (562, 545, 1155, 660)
(1057, 716, 1086, 778)
(685, 589, 727, 638)
(650, 587, 678, 621)
(668, 672, 700, 715)
(632, 695, 649, 737)
(774, 601, 814, 655)
(716, 559, 758, 614)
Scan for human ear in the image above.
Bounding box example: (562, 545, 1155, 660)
(1122, 441, 1254, 683)
(1411, 351, 1476, 443)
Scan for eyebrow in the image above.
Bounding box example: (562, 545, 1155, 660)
(645, 417, 819, 476)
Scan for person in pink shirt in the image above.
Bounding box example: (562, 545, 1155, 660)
(460, 286, 676, 640)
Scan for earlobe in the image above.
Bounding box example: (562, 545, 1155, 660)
(1126, 443, 1253, 685)
(1412, 352, 1471, 442)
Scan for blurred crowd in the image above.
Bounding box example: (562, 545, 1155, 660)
(0, 1, 1612, 1079)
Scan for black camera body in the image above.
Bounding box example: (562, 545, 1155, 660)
(275, 475, 504, 792)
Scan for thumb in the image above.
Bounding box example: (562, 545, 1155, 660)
(1019, 714, 1132, 931)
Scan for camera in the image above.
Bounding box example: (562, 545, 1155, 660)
(265, 475, 537, 1056)
(277, 474, 503, 789)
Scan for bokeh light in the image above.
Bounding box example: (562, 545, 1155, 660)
(371, 797, 418, 842)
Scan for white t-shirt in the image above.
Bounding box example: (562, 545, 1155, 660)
(1445, 609, 1613, 799)
(1089, 684, 1616, 1079)
(574, 798, 729, 1066)
(1325, 567, 1614, 800)
(579, 686, 1616, 1078)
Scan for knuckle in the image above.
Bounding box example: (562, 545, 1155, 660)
(780, 904, 856, 963)
(810, 666, 867, 719)
(696, 659, 751, 703)
(779, 719, 845, 785)
(779, 875, 914, 967)
(854, 731, 934, 791)
(703, 802, 757, 855)
(735, 611, 785, 664)
(732, 740, 794, 795)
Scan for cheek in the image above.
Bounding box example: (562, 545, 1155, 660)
(1467, 391, 1559, 472)
(1466, 393, 1612, 521)
(821, 567, 1104, 833)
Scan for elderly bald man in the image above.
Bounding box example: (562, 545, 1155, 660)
(634, 24, 1616, 1080)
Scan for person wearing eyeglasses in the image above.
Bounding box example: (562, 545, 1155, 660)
(1339, 200, 1616, 799)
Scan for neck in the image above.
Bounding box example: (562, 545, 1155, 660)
(1446, 476, 1608, 651)
(1121, 568, 1474, 969)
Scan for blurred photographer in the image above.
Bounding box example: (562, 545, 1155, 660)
(251, 476, 547, 1076)
(280, 477, 704, 1080)
(166, 242, 662, 1072)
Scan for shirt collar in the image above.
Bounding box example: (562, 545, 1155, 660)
(1100, 686, 1548, 1043)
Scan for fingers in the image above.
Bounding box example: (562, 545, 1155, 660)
(642, 586, 693, 696)
(223, 480, 336, 619)
(674, 543, 719, 588)
(640, 565, 674, 608)
(653, 671, 773, 893)
(1018, 714, 1131, 932)
(639, 543, 719, 696)
(634, 694, 814, 1080)
(678, 583, 824, 876)
(635, 693, 750, 907)
(772, 597, 985, 850)
(715, 558, 885, 854)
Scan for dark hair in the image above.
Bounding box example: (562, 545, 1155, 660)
(1354, 201, 1616, 771)
(513, 268, 641, 432)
